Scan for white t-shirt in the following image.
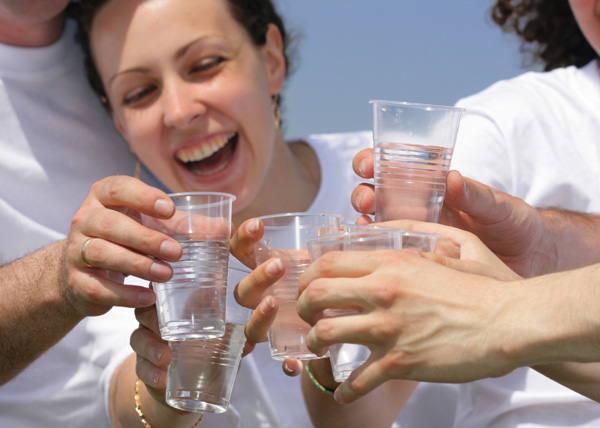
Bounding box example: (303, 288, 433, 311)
(444, 60, 600, 427)
(0, 20, 161, 428)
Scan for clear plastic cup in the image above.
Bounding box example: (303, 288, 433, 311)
(141, 192, 235, 341)
(371, 100, 464, 223)
(254, 212, 343, 360)
(166, 266, 252, 413)
(306, 228, 439, 381)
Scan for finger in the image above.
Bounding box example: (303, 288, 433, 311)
(244, 296, 278, 344)
(282, 358, 304, 377)
(444, 170, 508, 223)
(67, 272, 155, 315)
(130, 325, 172, 369)
(305, 314, 379, 356)
(91, 175, 175, 219)
(234, 257, 284, 308)
(351, 183, 376, 215)
(136, 353, 168, 390)
(355, 215, 374, 225)
(135, 304, 160, 333)
(299, 250, 383, 294)
(77, 237, 174, 282)
(334, 355, 387, 404)
(230, 218, 264, 268)
(352, 148, 374, 179)
(74, 207, 182, 263)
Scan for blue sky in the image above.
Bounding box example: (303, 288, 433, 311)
(277, 0, 538, 138)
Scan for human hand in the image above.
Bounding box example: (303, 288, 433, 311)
(351, 148, 550, 277)
(297, 249, 522, 404)
(64, 176, 182, 317)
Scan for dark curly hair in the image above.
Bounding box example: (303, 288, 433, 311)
(491, 0, 598, 71)
(68, 0, 293, 114)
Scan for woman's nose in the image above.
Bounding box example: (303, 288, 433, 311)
(162, 79, 207, 128)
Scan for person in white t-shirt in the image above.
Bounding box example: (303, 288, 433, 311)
(0, 2, 173, 427)
(301, 0, 600, 426)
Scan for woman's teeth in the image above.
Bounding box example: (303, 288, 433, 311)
(176, 132, 236, 163)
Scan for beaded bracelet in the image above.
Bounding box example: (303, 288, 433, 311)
(134, 378, 204, 427)
(304, 363, 336, 396)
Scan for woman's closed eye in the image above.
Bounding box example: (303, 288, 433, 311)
(189, 56, 226, 76)
(123, 85, 157, 106)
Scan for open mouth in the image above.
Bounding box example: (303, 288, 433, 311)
(175, 132, 238, 176)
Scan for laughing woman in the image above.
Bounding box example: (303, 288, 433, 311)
(65, 0, 414, 427)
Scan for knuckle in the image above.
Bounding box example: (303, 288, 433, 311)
(369, 280, 401, 308)
(313, 319, 335, 342)
(104, 175, 128, 198)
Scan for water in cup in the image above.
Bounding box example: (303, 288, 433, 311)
(374, 141, 453, 222)
(154, 239, 229, 340)
(370, 100, 464, 223)
(267, 255, 318, 360)
(166, 322, 246, 413)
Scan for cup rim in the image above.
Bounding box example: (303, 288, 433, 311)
(369, 99, 466, 113)
(257, 212, 344, 227)
(168, 191, 237, 202)
(306, 228, 440, 245)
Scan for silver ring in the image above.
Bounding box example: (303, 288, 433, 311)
(80, 238, 95, 268)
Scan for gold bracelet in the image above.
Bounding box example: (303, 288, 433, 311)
(134, 378, 204, 428)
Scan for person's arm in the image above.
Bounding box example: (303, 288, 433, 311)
(0, 176, 181, 385)
(301, 359, 415, 428)
(351, 149, 600, 277)
(298, 236, 600, 404)
(0, 241, 82, 385)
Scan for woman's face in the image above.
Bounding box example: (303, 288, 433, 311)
(90, 0, 285, 212)
(569, 0, 600, 56)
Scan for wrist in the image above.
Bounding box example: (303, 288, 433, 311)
(305, 359, 340, 393)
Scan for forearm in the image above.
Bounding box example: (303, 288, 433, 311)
(500, 265, 600, 369)
(301, 359, 415, 428)
(538, 209, 600, 274)
(0, 241, 82, 384)
(110, 354, 202, 428)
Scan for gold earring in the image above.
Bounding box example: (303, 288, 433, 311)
(272, 94, 281, 128)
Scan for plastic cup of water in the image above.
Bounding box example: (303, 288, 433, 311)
(140, 192, 235, 341)
(371, 100, 464, 223)
(166, 265, 252, 413)
(306, 228, 438, 381)
(254, 212, 343, 360)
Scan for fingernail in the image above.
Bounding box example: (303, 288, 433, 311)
(154, 198, 174, 218)
(150, 262, 171, 280)
(159, 240, 181, 259)
(260, 296, 275, 314)
(246, 219, 260, 234)
(359, 159, 367, 176)
(334, 388, 344, 404)
(283, 363, 293, 374)
(152, 372, 160, 385)
(138, 290, 156, 306)
(463, 178, 470, 199)
(154, 348, 165, 363)
(355, 192, 362, 210)
(265, 258, 283, 277)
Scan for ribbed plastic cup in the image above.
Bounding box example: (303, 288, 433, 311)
(166, 266, 251, 413)
(306, 228, 438, 381)
(254, 212, 343, 360)
(371, 100, 464, 223)
(140, 192, 235, 341)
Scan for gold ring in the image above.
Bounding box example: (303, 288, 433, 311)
(80, 238, 95, 268)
